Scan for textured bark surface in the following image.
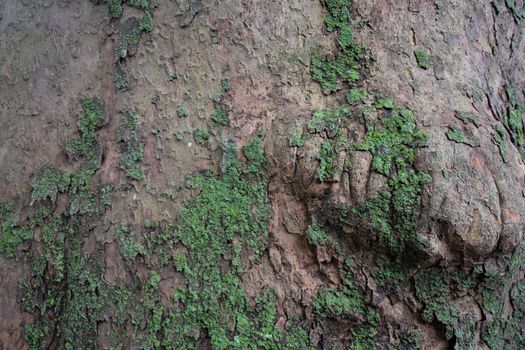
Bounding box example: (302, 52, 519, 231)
(0, 0, 524, 349)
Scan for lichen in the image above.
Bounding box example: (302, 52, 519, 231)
(310, 0, 363, 92)
(414, 50, 431, 70)
(118, 112, 145, 181)
(446, 123, 478, 147)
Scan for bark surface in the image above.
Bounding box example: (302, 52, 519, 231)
(0, 0, 524, 349)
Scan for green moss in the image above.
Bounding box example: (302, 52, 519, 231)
(21, 222, 109, 349)
(193, 128, 210, 146)
(313, 260, 380, 348)
(451, 270, 477, 290)
(116, 17, 142, 59)
(42, 218, 66, 281)
(454, 316, 476, 350)
(212, 105, 229, 125)
(24, 324, 44, 350)
(495, 0, 525, 20)
(65, 98, 105, 201)
(100, 186, 112, 207)
(477, 248, 525, 350)
(310, 51, 361, 93)
(391, 331, 421, 350)
(283, 323, 314, 350)
(314, 286, 365, 317)
(374, 97, 394, 110)
(118, 112, 145, 180)
(221, 78, 230, 91)
(65, 98, 104, 160)
(349, 324, 378, 350)
(414, 50, 431, 70)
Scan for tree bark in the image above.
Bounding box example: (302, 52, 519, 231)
(0, 0, 524, 349)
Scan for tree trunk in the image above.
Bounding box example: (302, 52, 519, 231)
(0, 0, 524, 349)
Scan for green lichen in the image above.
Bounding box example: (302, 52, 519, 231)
(308, 107, 351, 135)
(211, 105, 229, 125)
(243, 133, 266, 174)
(347, 88, 369, 105)
(355, 169, 431, 255)
(414, 50, 431, 70)
(151, 137, 310, 349)
(306, 219, 340, 251)
(506, 86, 524, 147)
(193, 128, 210, 146)
(415, 268, 460, 340)
(373, 255, 408, 294)
(30, 165, 70, 206)
(107, 0, 123, 18)
(116, 225, 146, 261)
(492, 124, 509, 162)
(455, 111, 481, 127)
(289, 123, 306, 147)
(118, 112, 145, 180)
(446, 123, 478, 147)
(0, 205, 32, 258)
(357, 107, 428, 176)
(177, 105, 188, 117)
(316, 140, 336, 182)
(310, 0, 362, 92)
